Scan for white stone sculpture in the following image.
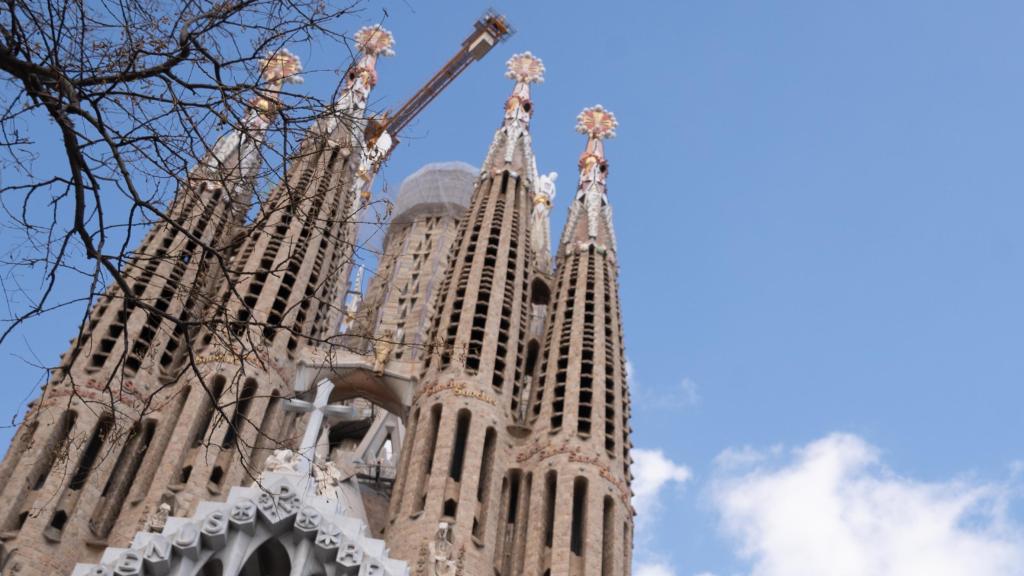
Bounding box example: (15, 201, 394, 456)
(531, 171, 557, 271)
(428, 522, 457, 576)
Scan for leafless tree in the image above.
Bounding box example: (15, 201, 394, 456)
(0, 0, 395, 466)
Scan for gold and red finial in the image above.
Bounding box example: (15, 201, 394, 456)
(497, 52, 543, 161)
(355, 25, 396, 57)
(250, 49, 303, 116)
(259, 49, 303, 87)
(506, 52, 545, 84)
(576, 105, 617, 140)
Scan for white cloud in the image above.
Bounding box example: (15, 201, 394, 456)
(633, 448, 692, 520)
(632, 371, 701, 411)
(635, 562, 677, 576)
(677, 377, 700, 406)
(710, 433, 1024, 576)
(631, 448, 691, 575)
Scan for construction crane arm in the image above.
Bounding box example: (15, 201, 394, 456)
(365, 11, 512, 148)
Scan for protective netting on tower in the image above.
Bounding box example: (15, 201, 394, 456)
(390, 161, 477, 223)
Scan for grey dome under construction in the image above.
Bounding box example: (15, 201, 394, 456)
(390, 161, 477, 225)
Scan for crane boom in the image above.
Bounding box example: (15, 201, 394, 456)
(365, 11, 513, 146)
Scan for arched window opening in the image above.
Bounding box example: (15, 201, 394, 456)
(443, 499, 458, 518)
(209, 465, 224, 485)
(91, 419, 156, 538)
(472, 427, 497, 539)
(241, 535, 291, 574)
(448, 410, 471, 482)
(570, 477, 588, 557)
(0, 418, 38, 490)
(392, 407, 419, 518)
(175, 376, 226, 487)
(191, 375, 227, 448)
(199, 559, 223, 576)
(49, 510, 68, 531)
(249, 390, 283, 474)
(543, 471, 557, 548)
(531, 278, 551, 306)
(413, 405, 443, 513)
(70, 415, 113, 490)
(221, 380, 258, 450)
(601, 496, 615, 576)
(32, 411, 77, 491)
(525, 340, 540, 378)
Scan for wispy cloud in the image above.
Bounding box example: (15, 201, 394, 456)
(710, 433, 1024, 576)
(633, 447, 692, 520)
(677, 377, 700, 406)
(632, 447, 692, 575)
(630, 365, 702, 411)
(635, 562, 678, 576)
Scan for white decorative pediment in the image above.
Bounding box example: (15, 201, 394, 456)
(71, 472, 408, 576)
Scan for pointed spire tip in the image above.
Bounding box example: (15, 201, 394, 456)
(506, 52, 545, 84)
(576, 105, 617, 140)
(355, 25, 396, 57)
(260, 48, 304, 85)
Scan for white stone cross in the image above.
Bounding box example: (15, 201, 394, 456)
(284, 379, 368, 475)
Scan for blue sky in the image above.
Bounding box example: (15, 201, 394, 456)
(3, 1, 1024, 574)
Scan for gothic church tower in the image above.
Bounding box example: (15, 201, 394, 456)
(125, 24, 396, 536)
(386, 52, 546, 573)
(0, 49, 302, 574)
(0, 24, 635, 576)
(519, 105, 633, 575)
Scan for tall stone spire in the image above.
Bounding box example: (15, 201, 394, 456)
(0, 50, 302, 576)
(319, 24, 394, 140)
(387, 53, 544, 575)
(205, 49, 303, 189)
(132, 27, 397, 540)
(560, 105, 619, 251)
(483, 52, 544, 174)
(520, 106, 634, 575)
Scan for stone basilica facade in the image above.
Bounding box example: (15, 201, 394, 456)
(0, 25, 634, 576)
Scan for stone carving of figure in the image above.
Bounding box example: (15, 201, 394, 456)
(373, 330, 395, 375)
(262, 449, 300, 475)
(531, 171, 557, 272)
(146, 503, 171, 533)
(313, 457, 362, 518)
(312, 459, 346, 499)
(429, 522, 457, 576)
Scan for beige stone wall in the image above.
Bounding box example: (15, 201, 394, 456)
(387, 138, 539, 575)
(0, 163, 257, 574)
(0, 107, 636, 576)
(127, 130, 367, 532)
(0, 122, 367, 576)
(346, 212, 464, 361)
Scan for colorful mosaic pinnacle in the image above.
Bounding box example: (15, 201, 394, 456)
(355, 24, 396, 57)
(259, 48, 304, 86)
(249, 49, 303, 116)
(506, 51, 545, 84)
(576, 104, 618, 140)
